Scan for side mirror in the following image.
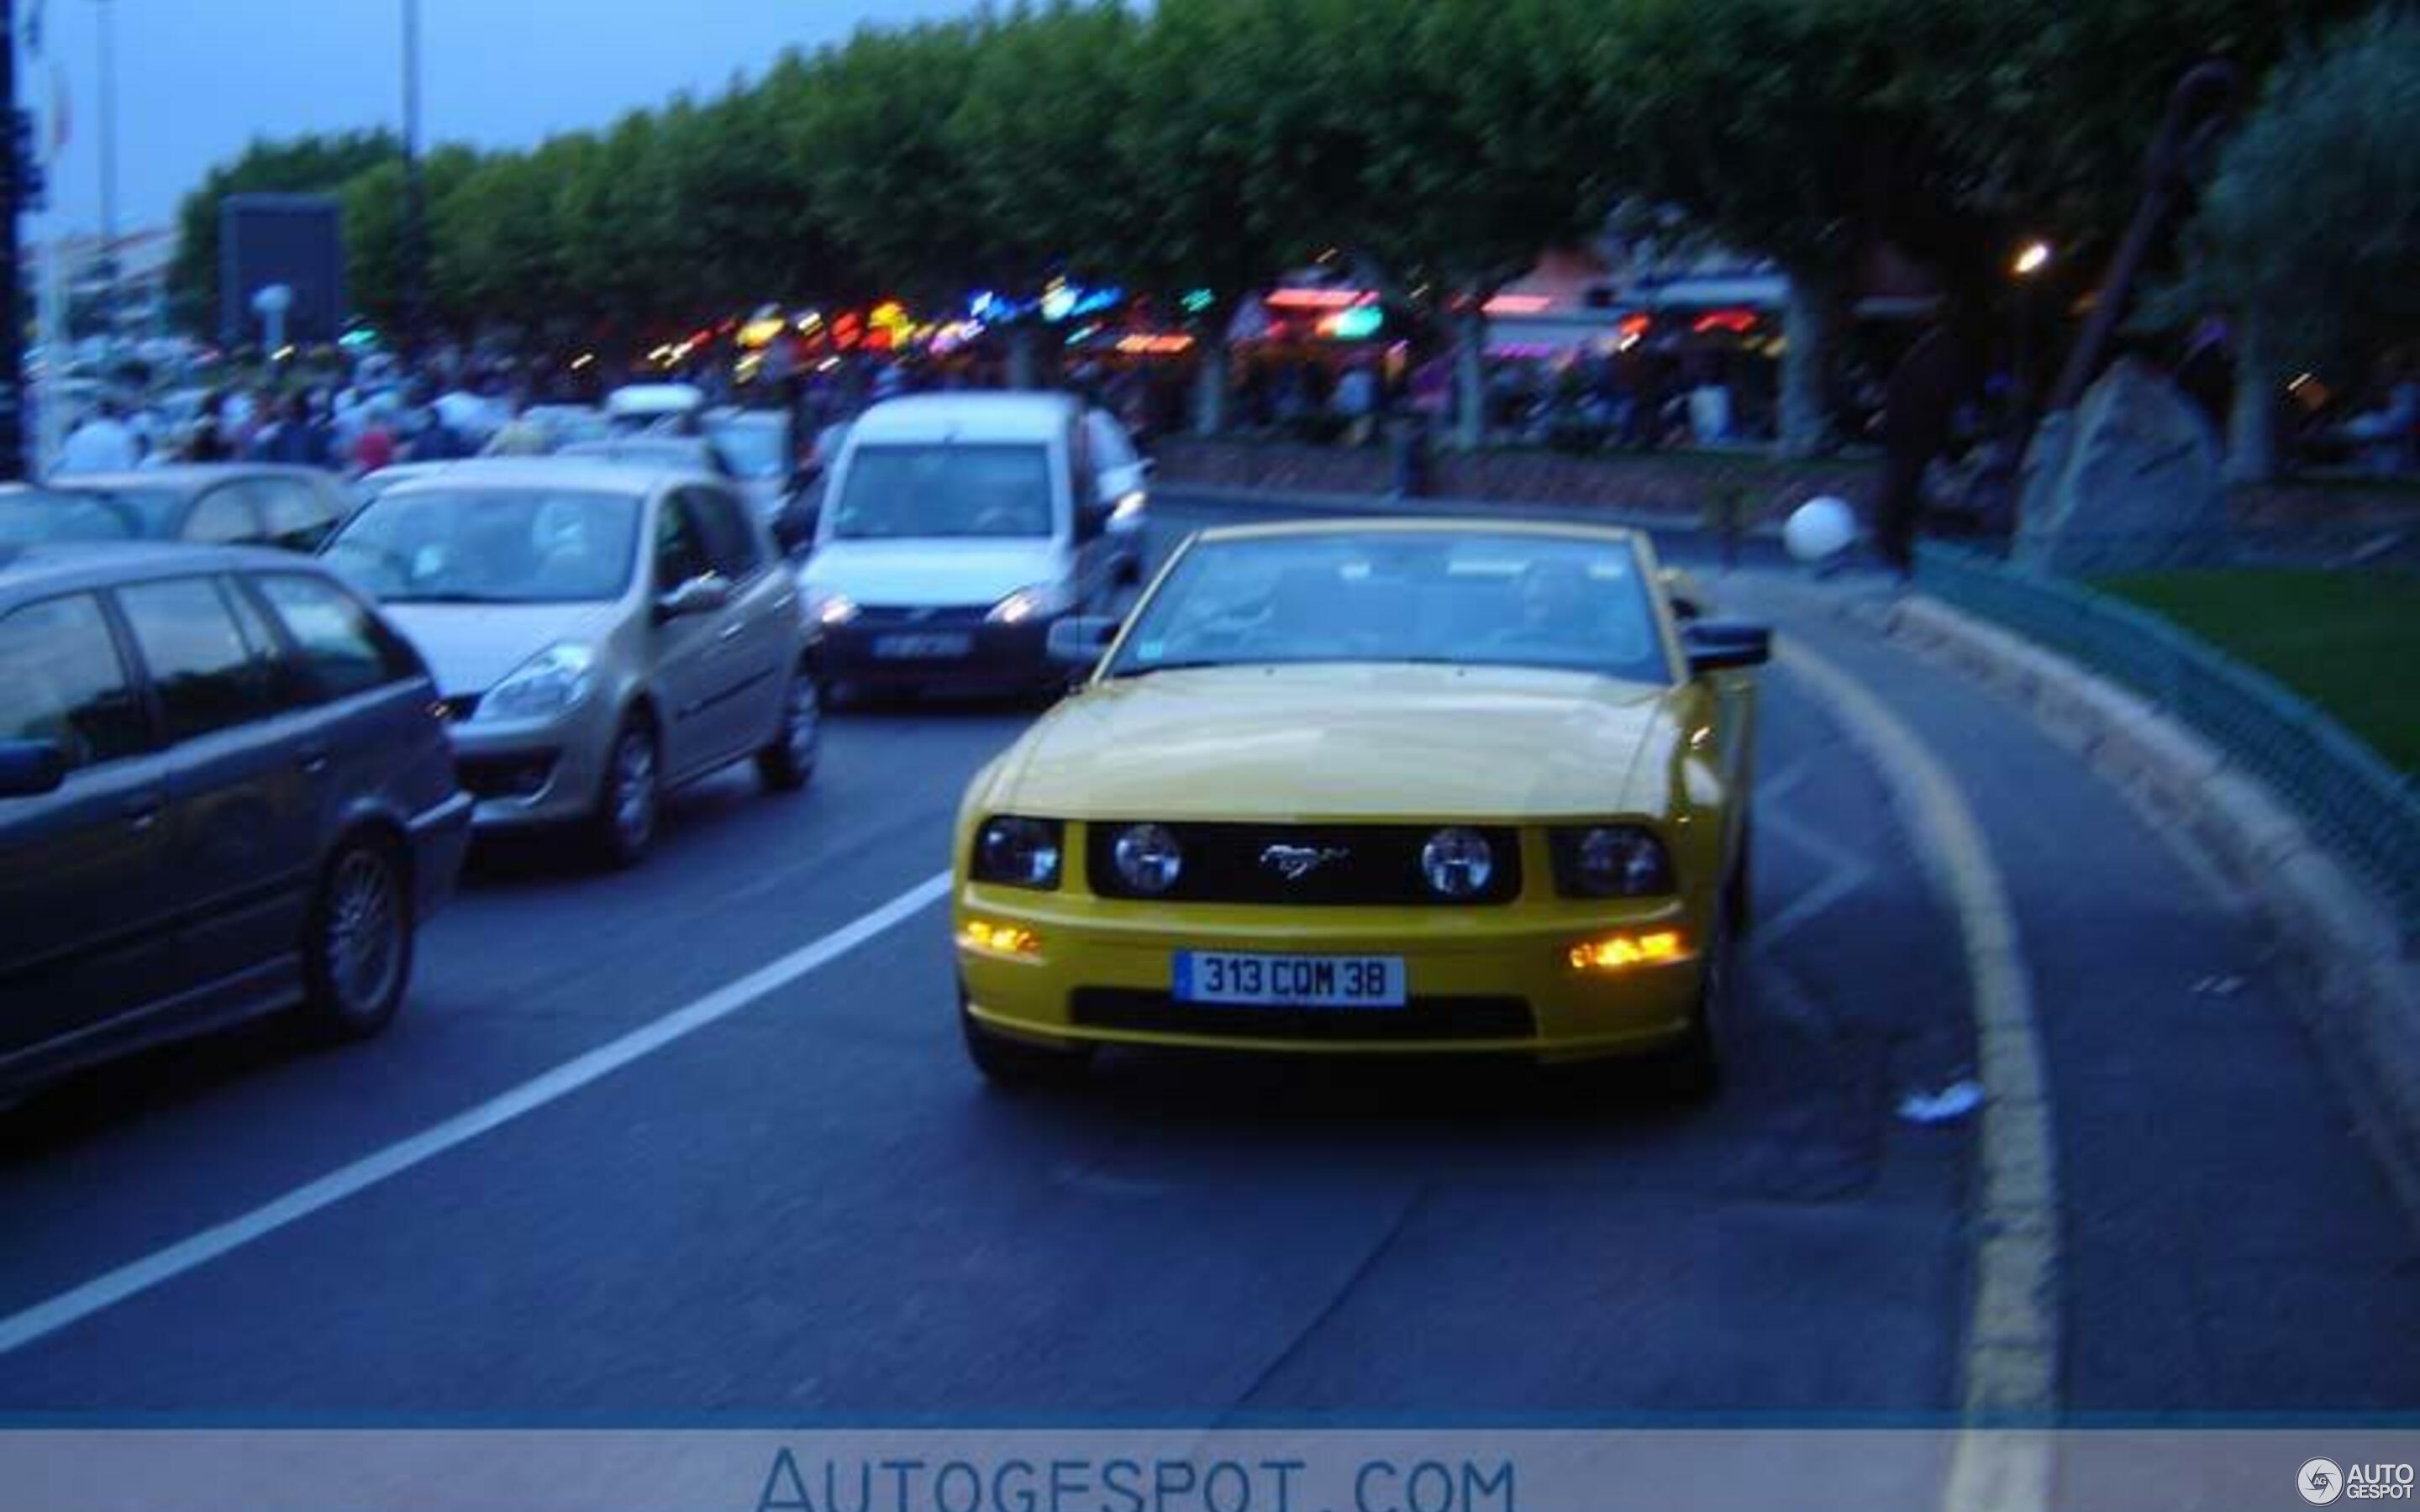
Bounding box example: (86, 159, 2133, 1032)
(1074, 498, 1111, 543)
(1046, 614, 1121, 669)
(655, 574, 733, 621)
(1685, 620, 1771, 675)
(0, 738, 67, 798)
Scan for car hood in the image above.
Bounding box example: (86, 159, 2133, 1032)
(984, 664, 1688, 821)
(802, 538, 1062, 609)
(381, 601, 624, 698)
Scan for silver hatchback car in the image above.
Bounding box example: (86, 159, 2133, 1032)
(321, 459, 821, 865)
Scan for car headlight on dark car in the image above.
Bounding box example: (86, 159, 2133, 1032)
(1551, 824, 1676, 897)
(1110, 822, 1184, 895)
(973, 816, 1063, 890)
(1420, 827, 1496, 899)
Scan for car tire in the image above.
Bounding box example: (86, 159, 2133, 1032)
(960, 1000, 1092, 1089)
(1652, 900, 1733, 1103)
(590, 711, 661, 869)
(1727, 816, 1754, 935)
(756, 662, 822, 793)
(300, 834, 414, 1042)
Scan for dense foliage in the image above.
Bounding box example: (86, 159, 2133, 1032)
(165, 0, 2402, 447)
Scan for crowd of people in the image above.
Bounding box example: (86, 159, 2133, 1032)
(52, 354, 529, 480)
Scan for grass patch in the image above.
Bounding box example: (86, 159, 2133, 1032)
(2095, 570, 2420, 774)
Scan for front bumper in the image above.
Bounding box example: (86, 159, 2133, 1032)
(404, 790, 476, 921)
(955, 883, 1707, 1061)
(822, 616, 1057, 693)
(444, 694, 621, 831)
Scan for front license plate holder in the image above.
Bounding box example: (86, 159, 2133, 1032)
(1171, 951, 1407, 1010)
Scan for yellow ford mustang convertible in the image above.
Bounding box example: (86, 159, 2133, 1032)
(952, 519, 1769, 1095)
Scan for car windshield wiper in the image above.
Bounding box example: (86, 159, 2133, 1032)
(381, 590, 512, 605)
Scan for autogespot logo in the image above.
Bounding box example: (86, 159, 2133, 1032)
(2305, 1459, 2420, 1504)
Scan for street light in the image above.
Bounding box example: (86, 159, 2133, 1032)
(2009, 241, 2054, 455)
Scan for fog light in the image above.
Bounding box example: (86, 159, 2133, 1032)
(1567, 929, 1691, 972)
(958, 919, 1043, 958)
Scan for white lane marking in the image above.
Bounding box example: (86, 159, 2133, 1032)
(1757, 759, 1811, 806)
(1781, 643, 2059, 1512)
(1756, 804, 1880, 950)
(0, 870, 955, 1358)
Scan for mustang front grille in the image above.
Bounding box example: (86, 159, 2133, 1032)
(1084, 822, 1523, 906)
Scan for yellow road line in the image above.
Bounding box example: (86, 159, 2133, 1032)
(1781, 641, 2059, 1512)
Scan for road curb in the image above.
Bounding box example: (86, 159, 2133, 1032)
(1863, 591, 2420, 1220)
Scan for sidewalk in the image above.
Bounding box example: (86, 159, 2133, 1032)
(1737, 571, 2420, 1410)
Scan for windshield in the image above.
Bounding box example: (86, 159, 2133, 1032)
(323, 486, 641, 604)
(0, 491, 143, 543)
(1108, 533, 1671, 683)
(706, 418, 787, 479)
(831, 444, 1054, 540)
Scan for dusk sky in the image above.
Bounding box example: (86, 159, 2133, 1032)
(29, 0, 977, 237)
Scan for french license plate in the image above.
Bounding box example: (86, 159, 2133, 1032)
(872, 633, 972, 659)
(1172, 951, 1407, 1010)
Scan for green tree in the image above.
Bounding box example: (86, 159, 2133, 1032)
(337, 159, 408, 335)
(2173, 10, 2420, 481)
(1105, 0, 1339, 433)
(1339, 0, 1618, 447)
(170, 130, 400, 335)
(1907, 0, 2369, 268)
(947, 1, 1142, 385)
(556, 110, 686, 338)
(1603, 0, 1962, 455)
(789, 21, 992, 311)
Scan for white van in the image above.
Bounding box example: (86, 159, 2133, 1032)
(603, 383, 707, 434)
(800, 392, 1148, 698)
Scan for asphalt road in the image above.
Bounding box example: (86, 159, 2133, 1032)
(0, 495, 2411, 1419)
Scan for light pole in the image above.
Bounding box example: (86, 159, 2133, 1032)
(400, 0, 424, 363)
(94, 0, 113, 342)
(0, 0, 23, 478)
(2010, 239, 2053, 440)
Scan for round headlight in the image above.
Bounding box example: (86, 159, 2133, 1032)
(1420, 827, 1495, 898)
(975, 816, 1063, 890)
(1560, 825, 1674, 897)
(1112, 822, 1184, 895)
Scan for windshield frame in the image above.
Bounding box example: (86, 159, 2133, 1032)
(321, 484, 647, 606)
(1100, 529, 1679, 686)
